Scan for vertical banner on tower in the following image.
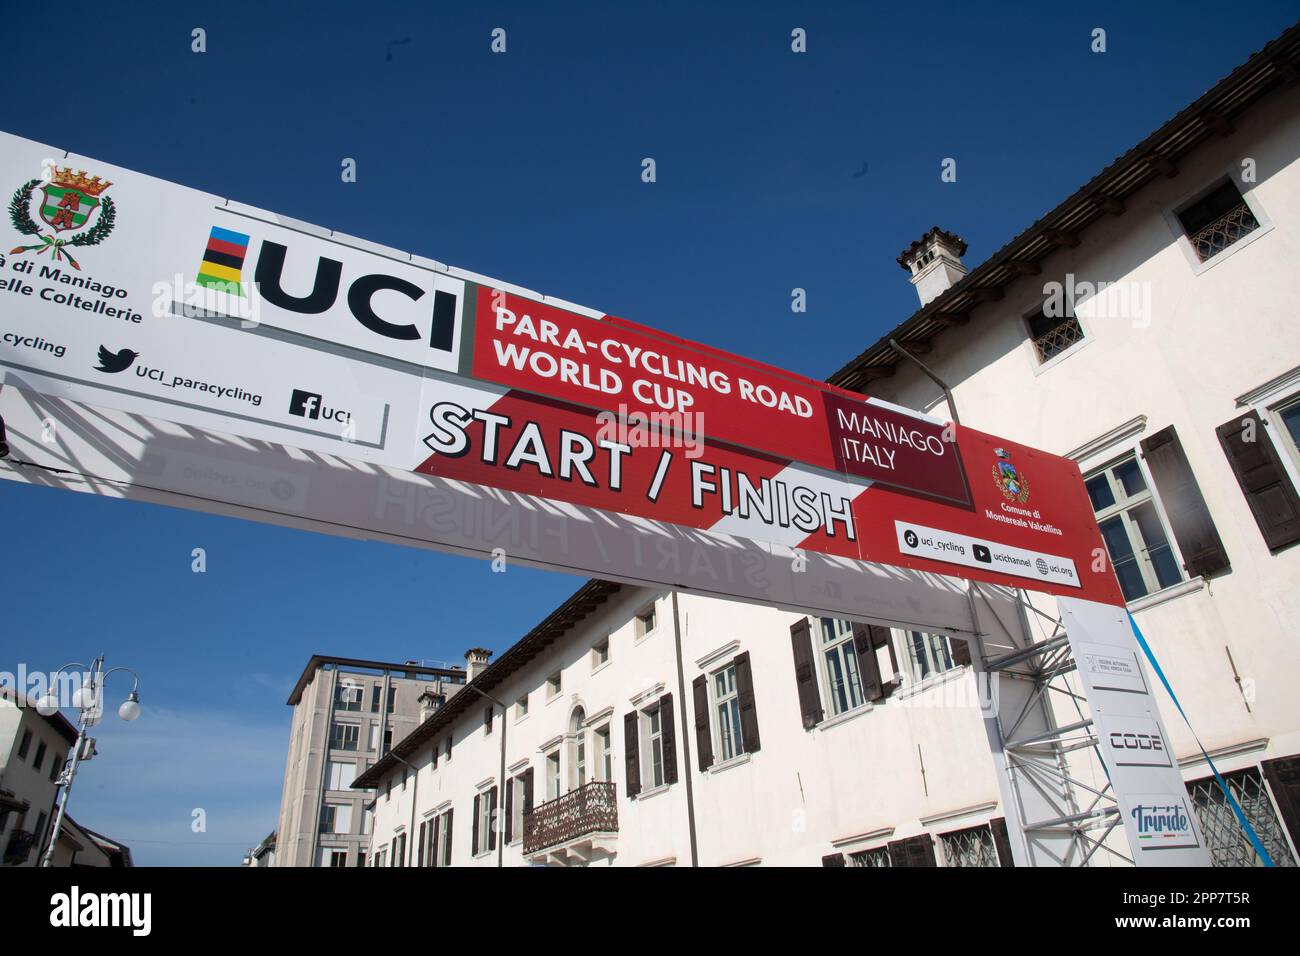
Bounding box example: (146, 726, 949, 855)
(1058, 597, 1211, 866)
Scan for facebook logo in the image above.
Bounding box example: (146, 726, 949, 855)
(289, 388, 323, 419)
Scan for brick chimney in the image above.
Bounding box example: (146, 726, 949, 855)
(898, 227, 968, 306)
(465, 647, 492, 681)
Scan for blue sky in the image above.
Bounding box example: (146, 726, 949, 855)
(1, 2, 1294, 865)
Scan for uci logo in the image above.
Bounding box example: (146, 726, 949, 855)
(254, 241, 457, 353)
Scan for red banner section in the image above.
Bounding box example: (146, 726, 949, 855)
(413, 380, 1124, 605)
(472, 291, 838, 470)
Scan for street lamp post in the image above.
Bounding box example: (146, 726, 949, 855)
(36, 655, 141, 868)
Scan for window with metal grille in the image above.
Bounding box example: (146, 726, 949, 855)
(1026, 307, 1085, 363)
(939, 824, 1000, 867)
(848, 847, 892, 867)
(1176, 180, 1259, 262)
(1085, 455, 1183, 602)
(1187, 768, 1297, 867)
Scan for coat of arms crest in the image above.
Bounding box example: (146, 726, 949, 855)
(992, 447, 1030, 503)
(8, 166, 116, 271)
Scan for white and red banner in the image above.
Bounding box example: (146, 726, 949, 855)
(0, 128, 1119, 607)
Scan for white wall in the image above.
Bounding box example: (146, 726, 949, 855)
(870, 85, 1300, 777)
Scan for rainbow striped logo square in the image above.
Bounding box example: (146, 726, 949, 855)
(196, 226, 251, 296)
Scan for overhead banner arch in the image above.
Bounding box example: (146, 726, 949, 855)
(0, 130, 1206, 865)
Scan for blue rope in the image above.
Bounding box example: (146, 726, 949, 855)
(1127, 612, 1274, 867)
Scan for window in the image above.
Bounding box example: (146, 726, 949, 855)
(905, 631, 956, 683)
(1187, 768, 1297, 867)
(319, 804, 336, 834)
(546, 750, 561, 801)
(444, 737, 452, 762)
(646, 705, 665, 789)
(374, 847, 387, 867)
(1026, 306, 1084, 364)
(713, 664, 744, 761)
(368, 723, 380, 752)
(819, 618, 864, 716)
(569, 707, 588, 789)
(939, 824, 1001, 867)
(49, 758, 61, 783)
(595, 726, 613, 782)
(592, 637, 610, 668)
(33, 741, 46, 772)
(371, 685, 381, 713)
(546, 672, 562, 699)
(636, 604, 658, 638)
(849, 847, 892, 867)
(432, 810, 452, 866)
(393, 832, 407, 866)
(335, 681, 362, 711)
(1278, 399, 1300, 467)
(387, 686, 396, 713)
(483, 705, 493, 735)
(357, 850, 366, 867)
(326, 760, 357, 791)
(515, 695, 529, 720)
(1086, 456, 1183, 601)
(35, 811, 47, 844)
(330, 722, 359, 752)
(475, 788, 496, 856)
(17, 729, 31, 760)
(511, 774, 527, 843)
(327, 848, 348, 867)
(382, 728, 392, 755)
(1176, 179, 1258, 263)
(401, 768, 408, 791)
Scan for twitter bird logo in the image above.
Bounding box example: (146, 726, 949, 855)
(95, 345, 139, 373)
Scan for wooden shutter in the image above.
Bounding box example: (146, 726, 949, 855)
(430, 815, 439, 868)
(950, 637, 972, 667)
(790, 618, 824, 728)
(444, 808, 453, 864)
(523, 767, 535, 814)
(853, 623, 884, 701)
(504, 777, 514, 845)
(888, 834, 937, 867)
(990, 817, 1015, 867)
(734, 652, 761, 753)
(1140, 426, 1230, 577)
(1261, 755, 1300, 853)
(471, 793, 480, 856)
(660, 694, 679, 785)
(821, 852, 846, 867)
(417, 820, 426, 867)
(1217, 411, 1300, 552)
(623, 711, 641, 797)
(873, 626, 900, 693)
(692, 674, 714, 771)
(488, 786, 498, 851)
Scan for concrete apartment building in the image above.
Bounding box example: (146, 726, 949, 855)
(274, 655, 469, 866)
(353, 23, 1300, 867)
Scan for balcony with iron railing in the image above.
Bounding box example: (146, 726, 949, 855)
(4, 829, 35, 865)
(1189, 201, 1259, 262)
(523, 780, 618, 859)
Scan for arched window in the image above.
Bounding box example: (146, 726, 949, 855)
(568, 707, 587, 790)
